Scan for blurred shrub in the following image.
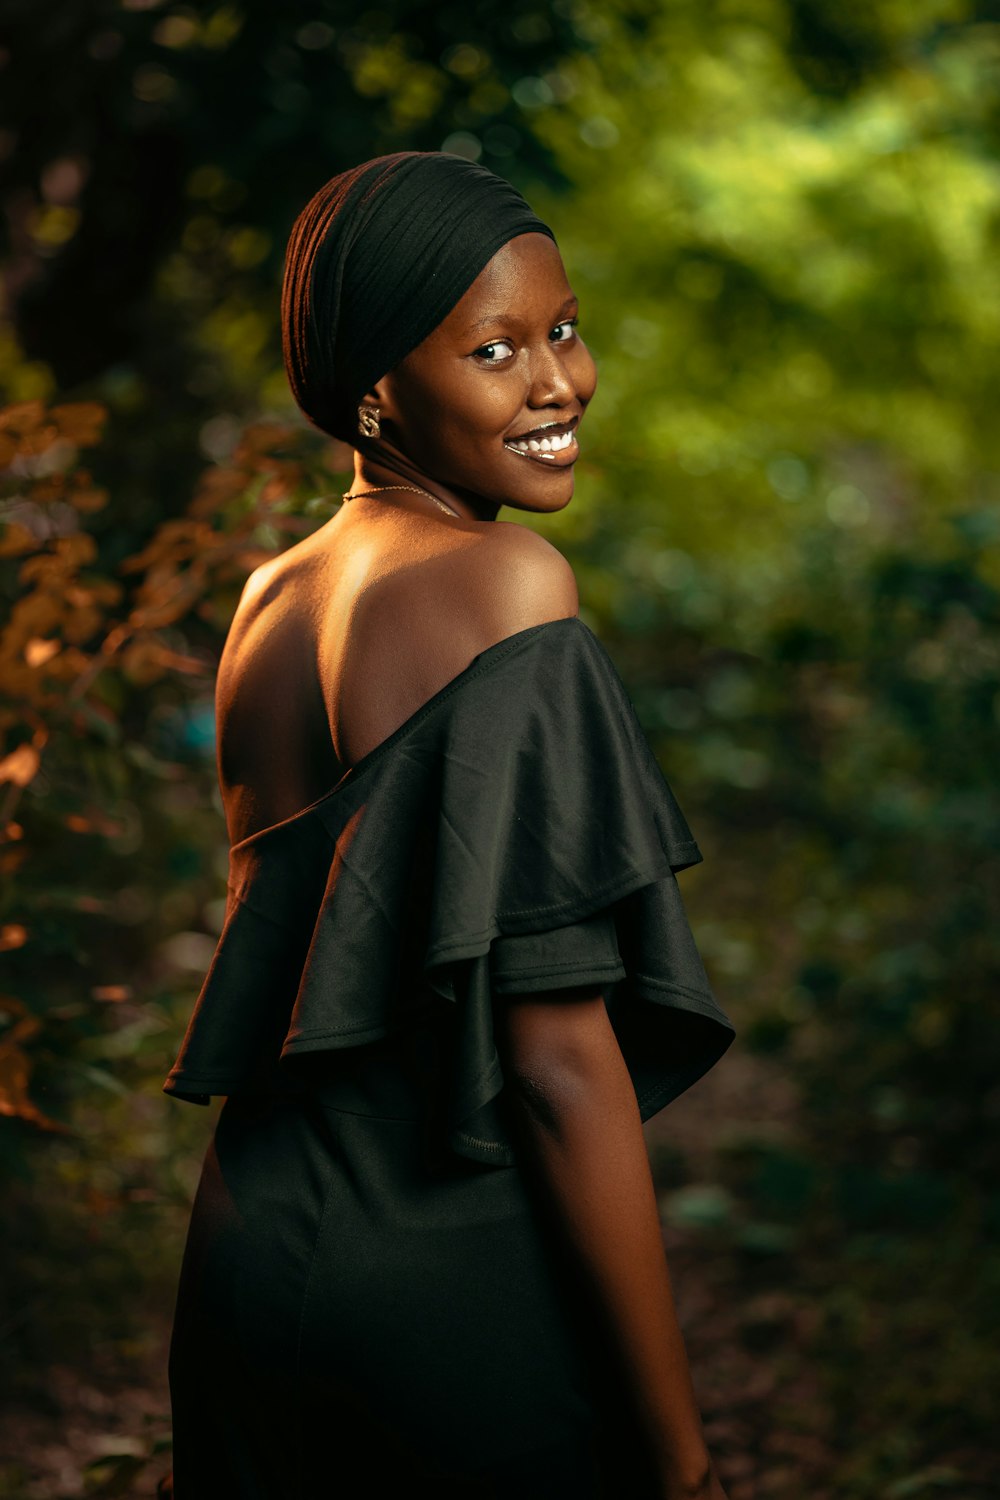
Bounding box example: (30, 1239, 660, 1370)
(0, 397, 351, 1394)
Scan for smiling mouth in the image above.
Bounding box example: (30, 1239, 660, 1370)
(503, 419, 580, 468)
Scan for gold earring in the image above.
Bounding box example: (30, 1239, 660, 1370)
(358, 405, 380, 440)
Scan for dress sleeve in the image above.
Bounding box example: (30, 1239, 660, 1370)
(489, 908, 626, 997)
(409, 620, 736, 1166)
(465, 868, 732, 1163)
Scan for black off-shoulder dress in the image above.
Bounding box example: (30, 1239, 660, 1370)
(163, 616, 736, 1499)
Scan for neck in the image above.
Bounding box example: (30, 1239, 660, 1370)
(351, 453, 500, 524)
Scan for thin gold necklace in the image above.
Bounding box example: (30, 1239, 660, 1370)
(341, 483, 461, 518)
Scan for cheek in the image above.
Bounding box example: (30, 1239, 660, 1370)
(393, 377, 459, 452)
(434, 374, 518, 445)
(571, 343, 598, 400)
(478, 381, 522, 434)
(393, 381, 497, 471)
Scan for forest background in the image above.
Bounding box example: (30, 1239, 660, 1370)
(1, 1, 998, 1496)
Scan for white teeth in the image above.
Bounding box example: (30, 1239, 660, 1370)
(508, 428, 576, 455)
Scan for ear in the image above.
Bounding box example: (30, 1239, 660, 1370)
(361, 373, 399, 415)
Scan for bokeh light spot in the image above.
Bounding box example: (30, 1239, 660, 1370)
(441, 131, 482, 161)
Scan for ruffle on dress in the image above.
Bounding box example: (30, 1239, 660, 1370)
(163, 617, 736, 1168)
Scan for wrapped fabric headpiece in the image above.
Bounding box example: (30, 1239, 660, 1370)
(281, 151, 557, 445)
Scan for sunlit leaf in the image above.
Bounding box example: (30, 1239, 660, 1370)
(0, 742, 42, 786)
(0, 399, 46, 436)
(0, 1038, 69, 1132)
(24, 636, 61, 666)
(91, 985, 133, 1002)
(49, 401, 108, 446)
(69, 487, 110, 513)
(0, 521, 38, 556)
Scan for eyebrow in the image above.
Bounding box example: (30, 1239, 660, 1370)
(465, 293, 578, 335)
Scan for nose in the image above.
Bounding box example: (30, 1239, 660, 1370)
(525, 339, 577, 410)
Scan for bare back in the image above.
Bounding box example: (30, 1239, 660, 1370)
(214, 502, 578, 848)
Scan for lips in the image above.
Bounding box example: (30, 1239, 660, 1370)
(503, 416, 580, 469)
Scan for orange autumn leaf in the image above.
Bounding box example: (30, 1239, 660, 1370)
(189, 467, 250, 516)
(91, 984, 132, 1003)
(126, 584, 202, 631)
(0, 925, 28, 951)
(7, 591, 63, 635)
(49, 401, 107, 446)
(43, 645, 91, 681)
(67, 487, 108, 514)
(0, 995, 40, 1041)
(0, 744, 41, 787)
(120, 518, 216, 573)
(14, 423, 61, 459)
(24, 638, 60, 667)
(0, 400, 46, 437)
(119, 635, 204, 682)
(0, 522, 38, 557)
(65, 812, 127, 836)
(0, 1039, 70, 1133)
(18, 532, 97, 582)
(54, 532, 99, 567)
(141, 641, 210, 675)
(61, 607, 104, 646)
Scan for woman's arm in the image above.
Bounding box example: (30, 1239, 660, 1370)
(493, 987, 727, 1500)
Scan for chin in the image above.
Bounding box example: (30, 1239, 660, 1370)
(507, 481, 575, 516)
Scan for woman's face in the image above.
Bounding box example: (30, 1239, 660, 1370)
(369, 233, 597, 519)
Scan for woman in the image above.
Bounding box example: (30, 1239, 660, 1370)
(163, 152, 736, 1499)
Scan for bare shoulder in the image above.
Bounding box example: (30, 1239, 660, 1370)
(215, 544, 316, 697)
(225, 541, 314, 641)
(467, 519, 579, 633)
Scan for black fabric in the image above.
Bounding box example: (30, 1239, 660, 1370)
(164, 616, 737, 1492)
(163, 616, 736, 1169)
(167, 1062, 664, 1496)
(281, 151, 556, 444)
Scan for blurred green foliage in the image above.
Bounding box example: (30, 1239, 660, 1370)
(1, 1, 999, 1495)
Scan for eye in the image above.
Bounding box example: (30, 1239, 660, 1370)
(474, 339, 516, 363)
(551, 318, 579, 343)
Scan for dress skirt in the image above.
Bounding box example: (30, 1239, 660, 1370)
(166, 1028, 660, 1499)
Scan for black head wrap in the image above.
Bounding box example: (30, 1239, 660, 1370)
(281, 151, 557, 445)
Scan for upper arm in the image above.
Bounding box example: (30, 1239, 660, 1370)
(493, 984, 624, 1101)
